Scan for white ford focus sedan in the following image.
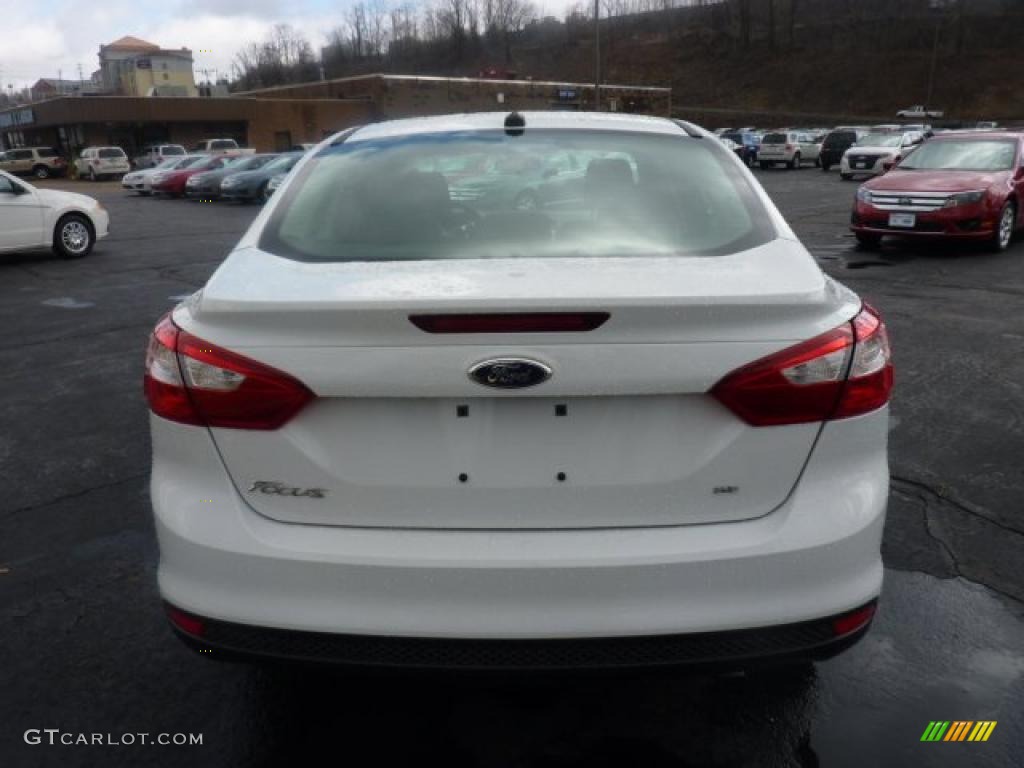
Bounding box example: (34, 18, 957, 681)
(147, 113, 892, 669)
(0, 169, 109, 258)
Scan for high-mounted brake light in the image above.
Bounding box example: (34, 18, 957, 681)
(410, 312, 609, 334)
(144, 314, 313, 430)
(711, 305, 892, 426)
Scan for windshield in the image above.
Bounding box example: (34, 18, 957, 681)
(156, 158, 183, 169)
(898, 140, 1017, 171)
(174, 156, 208, 169)
(162, 146, 185, 156)
(265, 154, 299, 173)
(824, 132, 854, 147)
(762, 133, 788, 144)
(858, 134, 903, 148)
(237, 155, 275, 171)
(210, 140, 236, 149)
(99, 148, 126, 158)
(261, 129, 774, 264)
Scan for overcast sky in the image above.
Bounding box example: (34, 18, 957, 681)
(2, 0, 576, 91)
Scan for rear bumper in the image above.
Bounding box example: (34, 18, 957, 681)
(151, 405, 888, 656)
(166, 600, 876, 670)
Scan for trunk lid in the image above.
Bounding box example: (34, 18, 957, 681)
(177, 240, 859, 530)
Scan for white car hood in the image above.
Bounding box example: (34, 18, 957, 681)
(34, 188, 97, 209)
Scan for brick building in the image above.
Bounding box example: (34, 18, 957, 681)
(0, 73, 670, 155)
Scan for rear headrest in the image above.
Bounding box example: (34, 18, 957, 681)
(363, 170, 450, 243)
(585, 158, 635, 188)
(585, 158, 635, 208)
(376, 170, 450, 217)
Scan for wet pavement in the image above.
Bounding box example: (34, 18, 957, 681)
(1, 172, 1022, 767)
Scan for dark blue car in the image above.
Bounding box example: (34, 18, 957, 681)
(721, 132, 761, 167)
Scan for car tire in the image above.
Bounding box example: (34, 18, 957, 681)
(855, 232, 882, 250)
(990, 202, 1016, 253)
(513, 191, 539, 211)
(840, 173, 853, 181)
(53, 214, 95, 259)
(759, 161, 770, 170)
(821, 163, 831, 172)
(789, 153, 801, 170)
(33, 165, 50, 179)
(260, 182, 272, 204)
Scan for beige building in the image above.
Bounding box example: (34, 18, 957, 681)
(98, 36, 198, 97)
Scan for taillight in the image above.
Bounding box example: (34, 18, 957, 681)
(785, 144, 794, 151)
(711, 305, 892, 426)
(144, 314, 313, 429)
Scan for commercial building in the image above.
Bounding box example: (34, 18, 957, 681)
(0, 74, 670, 156)
(0, 97, 374, 156)
(98, 36, 198, 97)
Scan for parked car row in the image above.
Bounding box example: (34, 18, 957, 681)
(123, 150, 306, 203)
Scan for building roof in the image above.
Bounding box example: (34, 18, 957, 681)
(104, 36, 160, 51)
(234, 72, 671, 97)
(33, 78, 84, 89)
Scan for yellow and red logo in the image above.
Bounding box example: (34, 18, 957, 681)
(921, 721, 997, 742)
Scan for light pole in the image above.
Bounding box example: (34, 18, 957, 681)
(594, 0, 600, 111)
(925, 0, 949, 108)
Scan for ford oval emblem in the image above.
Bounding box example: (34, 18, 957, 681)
(468, 358, 552, 389)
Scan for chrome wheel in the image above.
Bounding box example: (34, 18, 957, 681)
(61, 220, 90, 255)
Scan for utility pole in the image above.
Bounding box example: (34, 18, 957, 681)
(593, 0, 600, 111)
(925, 9, 941, 107)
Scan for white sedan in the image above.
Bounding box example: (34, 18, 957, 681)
(0, 169, 109, 258)
(147, 112, 892, 669)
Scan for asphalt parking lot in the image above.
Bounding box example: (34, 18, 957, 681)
(2, 170, 1023, 767)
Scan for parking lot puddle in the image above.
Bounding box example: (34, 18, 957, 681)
(41, 297, 95, 309)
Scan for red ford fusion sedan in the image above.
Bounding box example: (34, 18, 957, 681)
(850, 131, 1024, 252)
(151, 156, 228, 198)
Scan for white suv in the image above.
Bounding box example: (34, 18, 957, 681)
(75, 146, 131, 180)
(147, 113, 892, 669)
(758, 131, 822, 169)
(133, 144, 186, 170)
(840, 131, 925, 179)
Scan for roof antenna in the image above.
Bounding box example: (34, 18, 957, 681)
(504, 112, 526, 137)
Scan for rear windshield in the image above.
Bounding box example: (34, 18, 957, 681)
(761, 133, 787, 144)
(824, 132, 854, 147)
(162, 145, 185, 155)
(210, 140, 236, 150)
(99, 148, 126, 158)
(898, 140, 1017, 172)
(36, 148, 59, 157)
(261, 129, 775, 263)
